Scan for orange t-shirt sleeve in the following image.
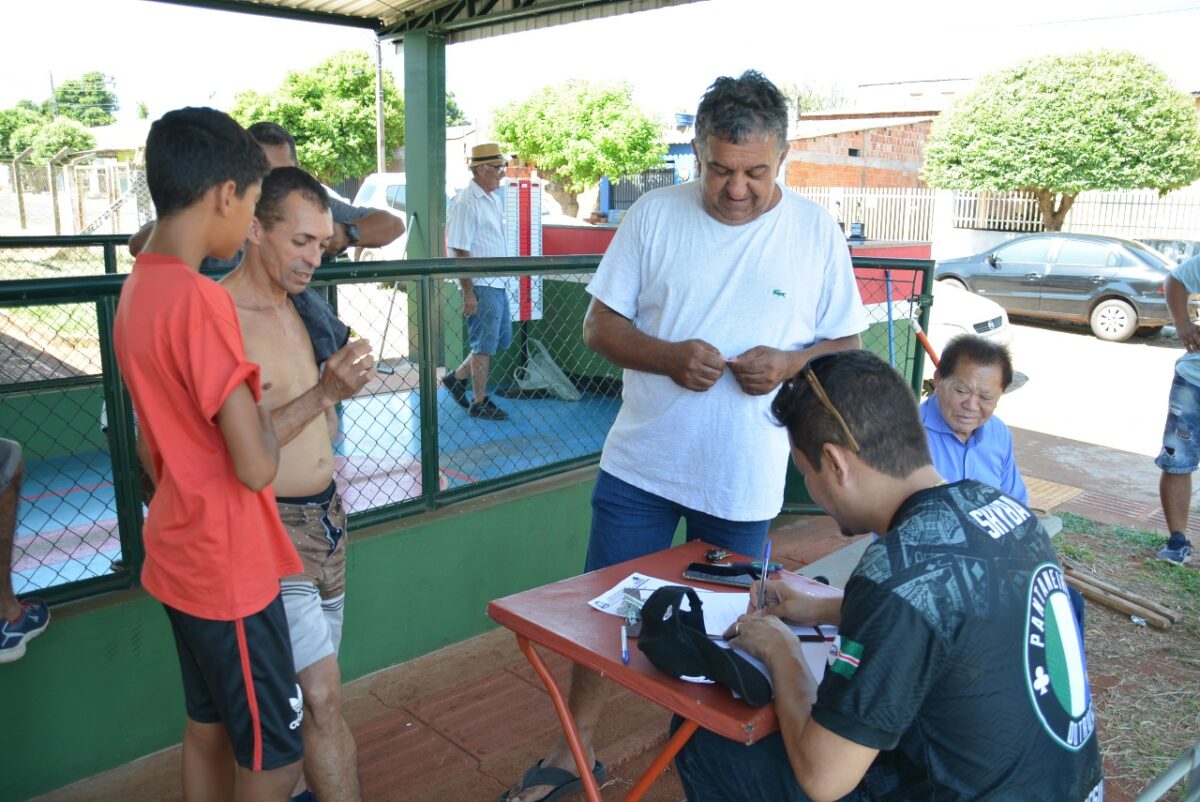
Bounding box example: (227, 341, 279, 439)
(181, 288, 261, 424)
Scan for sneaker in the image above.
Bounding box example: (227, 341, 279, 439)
(1157, 533, 1193, 565)
(441, 374, 470, 409)
(468, 397, 509, 421)
(0, 599, 50, 664)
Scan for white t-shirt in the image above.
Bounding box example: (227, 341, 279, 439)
(447, 180, 510, 289)
(1172, 254, 1200, 386)
(588, 181, 868, 520)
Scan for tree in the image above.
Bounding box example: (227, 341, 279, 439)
(8, 117, 95, 164)
(52, 71, 119, 127)
(923, 50, 1200, 231)
(137, 101, 149, 120)
(0, 107, 45, 156)
(779, 81, 846, 119)
(231, 50, 404, 183)
(492, 81, 665, 217)
(446, 90, 470, 127)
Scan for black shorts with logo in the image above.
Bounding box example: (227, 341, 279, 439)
(164, 594, 304, 771)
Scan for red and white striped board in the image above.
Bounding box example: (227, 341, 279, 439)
(503, 178, 544, 321)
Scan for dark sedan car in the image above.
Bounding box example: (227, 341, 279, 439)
(935, 233, 1195, 342)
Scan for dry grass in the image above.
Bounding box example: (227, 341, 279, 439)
(1054, 513, 1200, 802)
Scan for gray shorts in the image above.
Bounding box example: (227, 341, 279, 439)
(276, 482, 348, 673)
(0, 439, 21, 493)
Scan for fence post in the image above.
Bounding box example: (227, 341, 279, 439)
(47, 147, 70, 236)
(417, 275, 441, 509)
(95, 296, 146, 583)
(12, 147, 33, 230)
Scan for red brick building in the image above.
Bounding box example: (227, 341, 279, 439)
(784, 116, 934, 189)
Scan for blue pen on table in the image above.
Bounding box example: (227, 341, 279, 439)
(757, 538, 772, 611)
(621, 624, 630, 665)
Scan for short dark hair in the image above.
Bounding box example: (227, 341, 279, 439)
(771, 350, 932, 479)
(247, 121, 298, 163)
(939, 335, 1014, 390)
(695, 70, 789, 153)
(145, 107, 269, 219)
(255, 166, 330, 230)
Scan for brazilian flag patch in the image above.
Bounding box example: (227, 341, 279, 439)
(829, 636, 864, 679)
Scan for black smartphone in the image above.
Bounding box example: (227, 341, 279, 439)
(682, 562, 759, 589)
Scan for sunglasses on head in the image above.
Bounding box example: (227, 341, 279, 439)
(796, 353, 861, 454)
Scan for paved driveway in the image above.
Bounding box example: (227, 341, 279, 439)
(997, 320, 1182, 457)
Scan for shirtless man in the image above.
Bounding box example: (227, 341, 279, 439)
(222, 166, 375, 802)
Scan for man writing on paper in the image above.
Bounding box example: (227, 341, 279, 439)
(674, 350, 1103, 802)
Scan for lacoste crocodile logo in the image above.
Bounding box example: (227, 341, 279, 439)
(773, 289, 787, 298)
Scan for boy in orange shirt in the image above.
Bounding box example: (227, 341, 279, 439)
(114, 107, 304, 801)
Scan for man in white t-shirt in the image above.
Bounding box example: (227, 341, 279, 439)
(500, 70, 868, 802)
(1155, 253, 1200, 565)
(442, 143, 514, 421)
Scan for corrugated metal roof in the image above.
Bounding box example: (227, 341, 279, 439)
(151, 0, 705, 41)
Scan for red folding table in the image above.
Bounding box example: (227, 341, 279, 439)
(487, 540, 838, 802)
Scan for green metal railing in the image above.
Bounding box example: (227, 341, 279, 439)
(0, 235, 933, 605)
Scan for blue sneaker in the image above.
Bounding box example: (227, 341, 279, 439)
(0, 599, 50, 664)
(1157, 534, 1193, 565)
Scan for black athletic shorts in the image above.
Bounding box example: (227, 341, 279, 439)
(164, 594, 304, 771)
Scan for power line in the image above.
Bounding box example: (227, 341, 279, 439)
(1009, 4, 1200, 28)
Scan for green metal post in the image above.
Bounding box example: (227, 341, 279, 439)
(417, 276, 441, 509)
(95, 297, 144, 582)
(401, 30, 449, 371)
(401, 30, 447, 260)
(103, 242, 118, 275)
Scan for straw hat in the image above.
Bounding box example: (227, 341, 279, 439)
(467, 143, 508, 167)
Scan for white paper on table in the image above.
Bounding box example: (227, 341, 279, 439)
(588, 573, 751, 636)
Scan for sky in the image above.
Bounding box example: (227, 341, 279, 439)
(2, 0, 1199, 129)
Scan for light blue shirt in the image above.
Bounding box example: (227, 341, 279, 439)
(920, 396, 1028, 505)
(1171, 254, 1200, 387)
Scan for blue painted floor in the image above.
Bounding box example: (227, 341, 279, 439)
(14, 386, 619, 595)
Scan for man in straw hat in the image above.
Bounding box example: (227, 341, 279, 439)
(441, 143, 514, 421)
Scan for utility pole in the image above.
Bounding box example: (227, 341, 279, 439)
(49, 71, 58, 116)
(375, 38, 386, 173)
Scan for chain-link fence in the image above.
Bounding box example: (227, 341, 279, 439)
(1, 161, 151, 240)
(0, 243, 933, 602)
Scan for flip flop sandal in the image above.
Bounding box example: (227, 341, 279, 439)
(497, 759, 607, 802)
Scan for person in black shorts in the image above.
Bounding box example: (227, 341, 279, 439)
(674, 350, 1104, 802)
(115, 108, 304, 801)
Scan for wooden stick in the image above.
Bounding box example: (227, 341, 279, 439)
(1066, 575, 1171, 629)
(1063, 566, 1181, 623)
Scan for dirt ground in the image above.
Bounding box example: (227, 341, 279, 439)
(1054, 513, 1200, 802)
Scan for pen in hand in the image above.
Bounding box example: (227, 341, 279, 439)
(621, 624, 630, 665)
(757, 538, 772, 612)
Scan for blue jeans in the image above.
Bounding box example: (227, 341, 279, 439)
(1156, 370, 1200, 474)
(584, 470, 771, 572)
(671, 716, 865, 802)
(466, 285, 512, 356)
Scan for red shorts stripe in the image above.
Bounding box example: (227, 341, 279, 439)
(235, 618, 264, 771)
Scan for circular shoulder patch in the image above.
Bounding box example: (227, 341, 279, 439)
(1023, 563, 1095, 750)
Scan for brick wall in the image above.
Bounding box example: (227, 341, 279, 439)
(786, 121, 931, 189)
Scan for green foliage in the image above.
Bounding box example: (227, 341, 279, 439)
(29, 118, 96, 163)
(8, 122, 41, 157)
(231, 50, 404, 183)
(779, 80, 846, 118)
(137, 101, 149, 120)
(492, 80, 665, 197)
(924, 51, 1200, 197)
(0, 107, 46, 156)
(446, 90, 470, 127)
(53, 71, 119, 127)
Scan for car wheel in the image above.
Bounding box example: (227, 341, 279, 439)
(938, 277, 967, 292)
(1089, 299, 1137, 342)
